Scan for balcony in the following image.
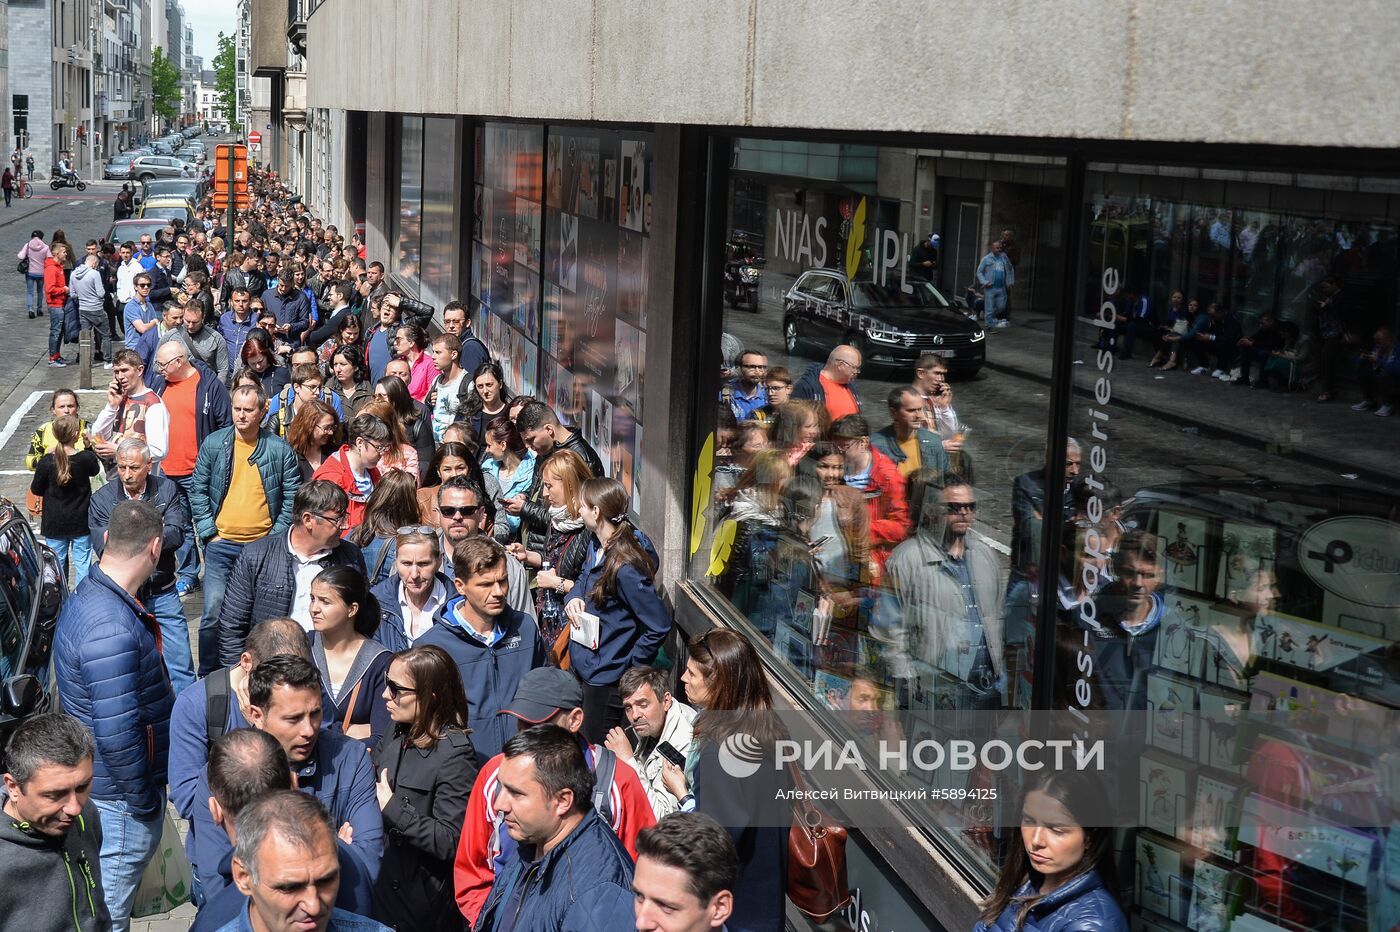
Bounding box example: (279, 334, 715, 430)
(286, 0, 307, 57)
(283, 70, 306, 128)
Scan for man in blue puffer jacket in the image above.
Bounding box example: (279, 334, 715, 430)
(53, 500, 175, 932)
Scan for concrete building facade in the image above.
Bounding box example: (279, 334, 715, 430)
(9, 0, 95, 176)
(302, 4, 1400, 931)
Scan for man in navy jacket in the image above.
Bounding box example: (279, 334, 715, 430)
(417, 536, 545, 764)
(189, 656, 382, 906)
(53, 500, 175, 932)
(188, 729, 374, 931)
(474, 725, 636, 931)
(261, 271, 312, 345)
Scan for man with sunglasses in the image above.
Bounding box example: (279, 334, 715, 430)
(879, 477, 1005, 710)
(435, 476, 535, 619)
(136, 235, 157, 271)
(218, 480, 366, 666)
(122, 270, 159, 350)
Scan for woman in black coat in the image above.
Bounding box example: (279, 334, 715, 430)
(372, 643, 479, 931)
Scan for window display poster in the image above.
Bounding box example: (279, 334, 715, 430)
(1160, 512, 1207, 592)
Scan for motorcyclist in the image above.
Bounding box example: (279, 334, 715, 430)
(56, 155, 77, 185)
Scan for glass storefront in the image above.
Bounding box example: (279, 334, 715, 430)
(688, 138, 1400, 930)
(469, 122, 652, 511)
(395, 115, 424, 280)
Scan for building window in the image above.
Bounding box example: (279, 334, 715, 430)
(470, 122, 650, 509)
(395, 115, 423, 284)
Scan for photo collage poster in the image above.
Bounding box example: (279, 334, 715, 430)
(541, 127, 653, 507)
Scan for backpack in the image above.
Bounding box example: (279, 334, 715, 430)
(591, 746, 617, 827)
(205, 666, 233, 744)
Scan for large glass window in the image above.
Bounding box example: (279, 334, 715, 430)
(1065, 165, 1400, 932)
(419, 116, 459, 310)
(689, 137, 1068, 876)
(470, 123, 652, 509)
(396, 115, 423, 281)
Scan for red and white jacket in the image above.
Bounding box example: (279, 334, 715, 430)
(453, 738, 656, 925)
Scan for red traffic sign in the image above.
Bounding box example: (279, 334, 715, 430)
(248, 131, 262, 145)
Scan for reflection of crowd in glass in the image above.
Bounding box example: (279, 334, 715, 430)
(1094, 200, 1400, 416)
(715, 341, 1018, 714)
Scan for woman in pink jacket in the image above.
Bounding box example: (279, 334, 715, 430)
(17, 228, 50, 319)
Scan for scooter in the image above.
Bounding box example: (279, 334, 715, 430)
(49, 173, 87, 192)
(724, 256, 764, 312)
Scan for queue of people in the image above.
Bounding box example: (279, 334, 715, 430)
(6, 167, 836, 932)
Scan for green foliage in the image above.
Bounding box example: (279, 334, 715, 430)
(213, 33, 237, 124)
(151, 48, 181, 122)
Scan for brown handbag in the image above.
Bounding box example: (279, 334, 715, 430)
(786, 764, 852, 921)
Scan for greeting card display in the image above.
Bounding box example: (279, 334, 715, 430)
(1197, 687, 1247, 774)
(1216, 522, 1275, 600)
(1141, 754, 1189, 839)
(1153, 594, 1213, 676)
(1189, 775, 1241, 860)
(1146, 672, 1198, 757)
(1159, 512, 1207, 592)
(1136, 831, 1186, 921)
(1187, 859, 1234, 932)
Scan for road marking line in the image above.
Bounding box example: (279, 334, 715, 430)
(975, 530, 1011, 556)
(0, 390, 46, 453)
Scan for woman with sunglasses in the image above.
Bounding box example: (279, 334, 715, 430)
(371, 644, 478, 932)
(372, 530, 452, 653)
(349, 471, 425, 588)
(307, 565, 392, 749)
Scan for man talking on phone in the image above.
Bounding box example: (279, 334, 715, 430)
(603, 665, 696, 819)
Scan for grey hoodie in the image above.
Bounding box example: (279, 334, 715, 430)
(0, 801, 110, 932)
(70, 263, 107, 315)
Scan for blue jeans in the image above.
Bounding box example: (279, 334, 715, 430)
(48, 303, 64, 355)
(46, 535, 92, 589)
(25, 273, 43, 315)
(168, 474, 200, 588)
(149, 585, 195, 694)
(199, 538, 246, 675)
(983, 286, 1008, 325)
(93, 797, 164, 932)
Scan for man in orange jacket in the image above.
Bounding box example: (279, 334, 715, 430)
(453, 667, 656, 925)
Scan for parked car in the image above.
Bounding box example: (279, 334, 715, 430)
(138, 195, 193, 227)
(782, 269, 986, 376)
(103, 218, 173, 247)
(138, 178, 206, 206)
(177, 147, 206, 165)
(103, 155, 135, 180)
(129, 155, 196, 182)
(0, 500, 67, 769)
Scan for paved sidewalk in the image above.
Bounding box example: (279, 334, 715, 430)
(983, 310, 1399, 488)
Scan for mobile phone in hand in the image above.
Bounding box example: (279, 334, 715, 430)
(656, 741, 686, 768)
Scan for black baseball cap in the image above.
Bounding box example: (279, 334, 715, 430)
(499, 668, 584, 724)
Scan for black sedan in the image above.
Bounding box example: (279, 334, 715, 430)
(782, 269, 986, 376)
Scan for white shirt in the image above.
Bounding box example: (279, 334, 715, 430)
(116, 257, 143, 303)
(398, 578, 448, 643)
(287, 534, 332, 630)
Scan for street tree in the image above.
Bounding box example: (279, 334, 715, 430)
(152, 48, 181, 124)
(213, 32, 238, 127)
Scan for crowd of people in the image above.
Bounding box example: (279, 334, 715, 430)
(7, 168, 809, 932)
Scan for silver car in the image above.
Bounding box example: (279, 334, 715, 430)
(129, 155, 196, 182)
(103, 156, 134, 180)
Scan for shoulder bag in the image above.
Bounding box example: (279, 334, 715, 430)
(787, 763, 852, 921)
